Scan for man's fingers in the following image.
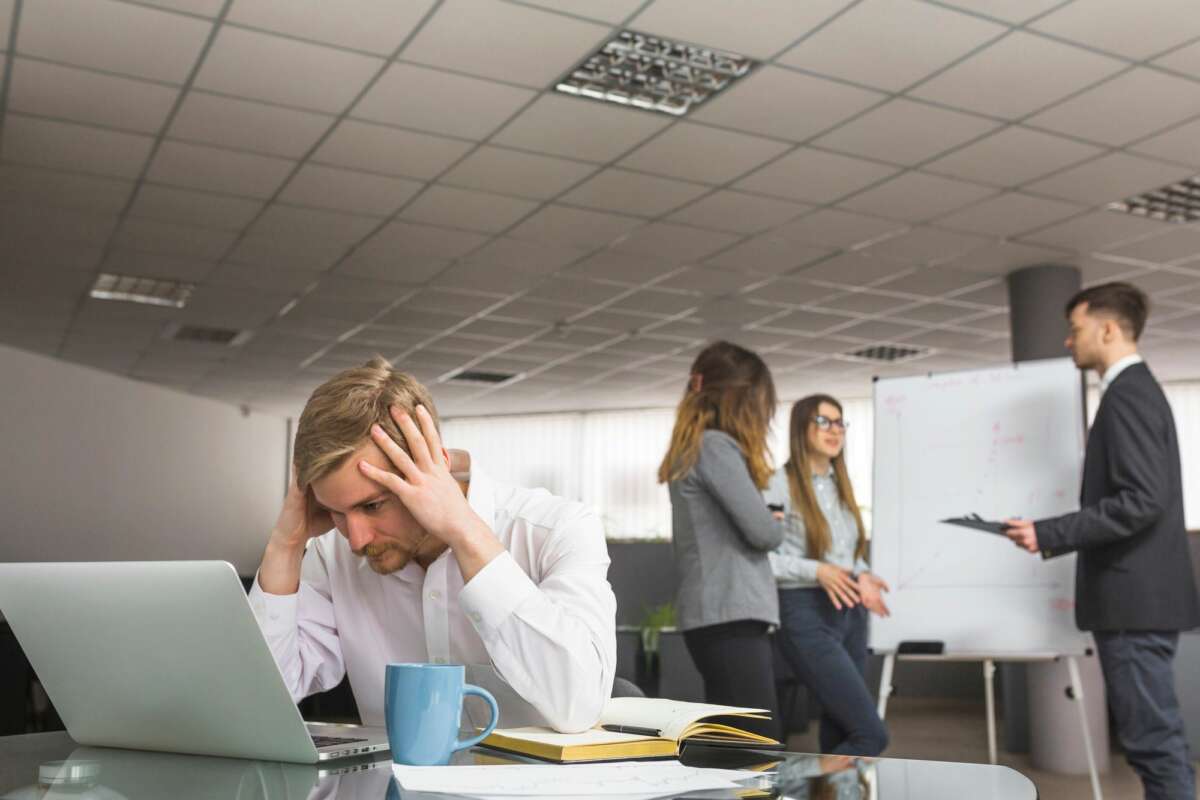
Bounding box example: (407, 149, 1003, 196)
(415, 405, 445, 465)
(358, 459, 409, 496)
(371, 424, 419, 481)
(390, 406, 434, 469)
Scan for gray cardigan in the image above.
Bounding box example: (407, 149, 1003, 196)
(669, 429, 784, 631)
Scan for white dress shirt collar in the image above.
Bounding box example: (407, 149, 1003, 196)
(1100, 353, 1143, 395)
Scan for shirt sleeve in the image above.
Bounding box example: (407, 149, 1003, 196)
(696, 432, 784, 552)
(457, 509, 617, 734)
(769, 545, 822, 583)
(247, 540, 347, 702)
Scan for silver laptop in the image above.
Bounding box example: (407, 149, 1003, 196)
(0, 561, 390, 763)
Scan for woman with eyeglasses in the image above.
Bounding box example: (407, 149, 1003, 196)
(659, 341, 784, 740)
(765, 394, 889, 756)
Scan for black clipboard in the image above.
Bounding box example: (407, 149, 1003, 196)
(940, 513, 1009, 536)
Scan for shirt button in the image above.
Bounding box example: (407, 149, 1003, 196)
(429, 591, 440, 601)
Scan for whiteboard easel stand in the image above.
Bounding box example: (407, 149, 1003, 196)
(876, 651, 1101, 800)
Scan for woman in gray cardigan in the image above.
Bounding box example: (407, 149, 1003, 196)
(658, 341, 784, 740)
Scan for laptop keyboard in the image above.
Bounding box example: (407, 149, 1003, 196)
(312, 734, 369, 749)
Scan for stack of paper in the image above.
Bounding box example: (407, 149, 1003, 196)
(392, 760, 764, 799)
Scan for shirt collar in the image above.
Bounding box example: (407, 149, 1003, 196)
(1100, 353, 1142, 394)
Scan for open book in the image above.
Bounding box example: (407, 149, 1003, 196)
(479, 697, 780, 763)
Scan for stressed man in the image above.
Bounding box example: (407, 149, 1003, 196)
(1006, 282, 1199, 800)
(249, 357, 617, 732)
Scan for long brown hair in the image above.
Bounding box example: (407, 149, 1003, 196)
(784, 394, 866, 561)
(657, 341, 776, 489)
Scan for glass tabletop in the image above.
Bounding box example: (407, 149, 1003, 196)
(0, 732, 1037, 800)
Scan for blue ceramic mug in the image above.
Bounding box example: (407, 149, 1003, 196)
(383, 663, 499, 766)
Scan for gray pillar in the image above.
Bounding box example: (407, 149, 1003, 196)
(1007, 264, 1081, 362)
(1004, 264, 1109, 774)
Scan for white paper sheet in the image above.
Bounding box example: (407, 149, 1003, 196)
(391, 761, 758, 796)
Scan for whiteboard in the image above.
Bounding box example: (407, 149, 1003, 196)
(868, 358, 1091, 656)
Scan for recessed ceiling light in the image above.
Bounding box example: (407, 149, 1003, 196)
(840, 344, 932, 364)
(1107, 175, 1200, 224)
(555, 30, 755, 117)
(165, 323, 252, 346)
(441, 368, 523, 386)
(89, 273, 194, 309)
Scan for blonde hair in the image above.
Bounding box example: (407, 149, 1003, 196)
(657, 340, 776, 489)
(784, 394, 866, 562)
(294, 356, 438, 488)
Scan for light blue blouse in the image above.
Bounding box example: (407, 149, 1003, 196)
(763, 466, 870, 589)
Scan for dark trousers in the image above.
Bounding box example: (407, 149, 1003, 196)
(776, 588, 888, 756)
(1094, 630, 1195, 800)
(682, 619, 781, 741)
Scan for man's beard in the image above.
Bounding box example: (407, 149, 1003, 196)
(357, 533, 445, 574)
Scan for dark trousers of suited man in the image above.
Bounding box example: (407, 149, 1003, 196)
(1005, 282, 1200, 800)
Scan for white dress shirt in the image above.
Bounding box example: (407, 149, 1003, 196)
(248, 461, 617, 733)
(1099, 353, 1143, 395)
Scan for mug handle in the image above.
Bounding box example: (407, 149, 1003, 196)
(452, 684, 499, 753)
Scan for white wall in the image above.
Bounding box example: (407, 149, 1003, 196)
(0, 345, 287, 575)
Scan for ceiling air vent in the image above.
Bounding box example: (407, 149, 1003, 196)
(841, 344, 932, 364)
(166, 324, 251, 346)
(555, 30, 755, 116)
(1107, 175, 1200, 223)
(90, 273, 194, 308)
(443, 369, 520, 385)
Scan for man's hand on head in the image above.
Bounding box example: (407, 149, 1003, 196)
(358, 406, 502, 576)
(270, 473, 334, 551)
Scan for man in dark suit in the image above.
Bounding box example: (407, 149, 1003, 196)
(1006, 281, 1200, 800)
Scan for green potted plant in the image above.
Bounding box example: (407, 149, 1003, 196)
(635, 602, 675, 697)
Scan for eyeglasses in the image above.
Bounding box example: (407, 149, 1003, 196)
(812, 414, 849, 431)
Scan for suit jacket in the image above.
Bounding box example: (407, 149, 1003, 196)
(1037, 362, 1200, 632)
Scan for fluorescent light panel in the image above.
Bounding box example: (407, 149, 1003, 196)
(90, 273, 194, 309)
(556, 30, 755, 116)
(1107, 175, 1200, 223)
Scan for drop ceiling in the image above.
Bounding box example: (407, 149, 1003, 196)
(3, 0, 1200, 417)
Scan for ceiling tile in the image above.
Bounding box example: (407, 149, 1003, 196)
(938, 240, 1075, 276)
(313, 119, 473, 181)
(892, 301, 980, 324)
(8, 57, 178, 134)
(705, 235, 833, 276)
(1103, 228, 1200, 265)
(820, 289, 915, 314)
(936, 0, 1063, 24)
(739, 278, 842, 306)
(2, 115, 153, 178)
(1119, 267, 1200, 294)
(838, 171, 997, 223)
(0, 203, 118, 244)
(104, 249, 216, 282)
(430, 261, 542, 294)
(0, 234, 103, 270)
(910, 31, 1125, 119)
(779, 0, 1004, 91)
(666, 191, 811, 234)
(611, 222, 741, 263)
(1031, 0, 1200, 61)
(1017, 210, 1173, 252)
(148, 140, 295, 198)
(464, 237, 589, 274)
(441, 146, 596, 200)
(508, 205, 643, 250)
(772, 208, 906, 249)
(353, 62, 536, 140)
(0, 164, 134, 214)
(526, 276, 629, 306)
(814, 98, 999, 166)
(402, 0, 608, 88)
(756, 308, 851, 333)
(618, 123, 791, 185)
(135, 0, 224, 16)
(491, 94, 672, 163)
(874, 264, 995, 296)
(924, 125, 1104, 187)
(112, 217, 236, 260)
(20, 0, 211, 83)
(489, 298, 585, 323)
(652, 266, 758, 296)
(833, 318, 926, 342)
(227, 0, 436, 54)
(251, 204, 378, 243)
(1155, 38, 1200, 79)
(338, 255, 449, 285)
(934, 192, 1084, 237)
(0, 0, 12, 48)
(1130, 117, 1200, 168)
(1026, 68, 1200, 147)
(195, 26, 384, 113)
(169, 92, 333, 159)
(689, 66, 883, 142)
(516, 0, 643, 23)
(735, 147, 899, 204)
(1022, 152, 1188, 206)
(350, 220, 490, 263)
(278, 164, 422, 217)
(857, 226, 991, 264)
(630, 0, 851, 59)
(561, 250, 678, 284)
(609, 289, 701, 316)
(129, 184, 263, 230)
(899, 327, 995, 351)
(400, 185, 538, 233)
(207, 263, 317, 298)
(560, 169, 711, 217)
(227, 232, 349, 271)
(796, 252, 912, 285)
